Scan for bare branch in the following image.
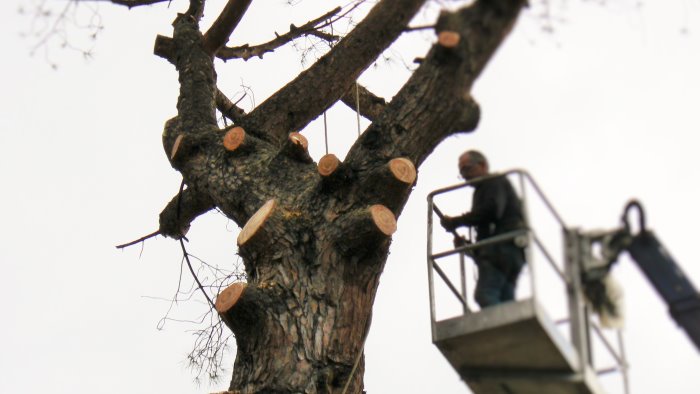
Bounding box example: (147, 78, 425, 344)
(217, 6, 342, 61)
(181, 239, 216, 310)
(116, 230, 161, 249)
(203, 0, 253, 55)
(107, 0, 170, 7)
(21, 0, 105, 67)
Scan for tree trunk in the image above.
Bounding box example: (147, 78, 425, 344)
(136, 0, 527, 392)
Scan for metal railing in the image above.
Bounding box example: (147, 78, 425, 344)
(426, 169, 629, 394)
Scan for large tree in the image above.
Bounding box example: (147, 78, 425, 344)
(105, 0, 525, 392)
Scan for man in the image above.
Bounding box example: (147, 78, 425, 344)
(441, 150, 527, 308)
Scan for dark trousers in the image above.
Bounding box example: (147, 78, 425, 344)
(474, 243, 525, 308)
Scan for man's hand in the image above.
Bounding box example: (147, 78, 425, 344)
(453, 235, 468, 248)
(441, 215, 460, 231)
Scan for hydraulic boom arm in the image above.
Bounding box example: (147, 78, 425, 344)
(608, 201, 700, 350)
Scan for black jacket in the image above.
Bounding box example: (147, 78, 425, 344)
(456, 175, 525, 241)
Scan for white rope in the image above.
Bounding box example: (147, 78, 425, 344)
(323, 111, 329, 155)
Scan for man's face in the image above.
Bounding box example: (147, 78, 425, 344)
(458, 154, 485, 180)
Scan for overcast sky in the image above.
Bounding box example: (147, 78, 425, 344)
(1, 1, 699, 393)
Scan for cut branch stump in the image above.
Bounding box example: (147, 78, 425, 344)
(387, 157, 417, 185)
(216, 282, 267, 335)
(335, 204, 396, 255)
(317, 153, 353, 191)
(359, 157, 417, 211)
(216, 282, 248, 315)
(281, 132, 313, 163)
(223, 126, 248, 152)
(170, 134, 185, 160)
(438, 31, 461, 48)
(238, 199, 277, 248)
(318, 154, 341, 177)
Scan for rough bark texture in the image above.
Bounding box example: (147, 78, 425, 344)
(119, 0, 526, 392)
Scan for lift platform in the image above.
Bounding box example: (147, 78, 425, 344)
(434, 299, 603, 394)
(427, 170, 627, 394)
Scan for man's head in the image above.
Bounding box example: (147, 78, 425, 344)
(458, 150, 489, 180)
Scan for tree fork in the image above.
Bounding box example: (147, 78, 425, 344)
(344, 1, 525, 172)
(243, 0, 429, 143)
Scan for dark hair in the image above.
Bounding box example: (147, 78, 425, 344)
(466, 150, 487, 166)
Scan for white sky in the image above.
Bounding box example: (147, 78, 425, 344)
(1, 1, 699, 393)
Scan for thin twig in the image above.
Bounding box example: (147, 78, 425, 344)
(180, 238, 216, 310)
(115, 230, 161, 249)
(218, 6, 342, 60)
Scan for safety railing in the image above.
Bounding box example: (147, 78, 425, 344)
(426, 169, 629, 394)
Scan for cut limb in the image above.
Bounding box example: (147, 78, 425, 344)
(237, 199, 277, 246)
(370, 204, 397, 236)
(215, 282, 267, 336)
(289, 132, 308, 150)
(388, 157, 417, 184)
(318, 154, 341, 177)
(223, 126, 246, 151)
(216, 282, 248, 315)
(170, 134, 184, 160)
(335, 204, 397, 256)
(281, 132, 312, 163)
(356, 157, 417, 211)
(438, 31, 460, 48)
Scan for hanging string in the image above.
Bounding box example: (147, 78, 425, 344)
(321, 22, 335, 155)
(323, 111, 329, 155)
(355, 82, 361, 137)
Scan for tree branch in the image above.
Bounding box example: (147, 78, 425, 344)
(241, 0, 428, 144)
(185, 0, 206, 20)
(154, 36, 247, 126)
(216, 88, 247, 123)
(159, 14, 220, 164)
(203, 0, 253, 55)
(159, 187, 215, 239)
(339, 84, 387, 122)
(217, 6, 342, 61)
(115, 230, 161, 249)
(343, 0, 526, 205)
(108, 0, 170, 7)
